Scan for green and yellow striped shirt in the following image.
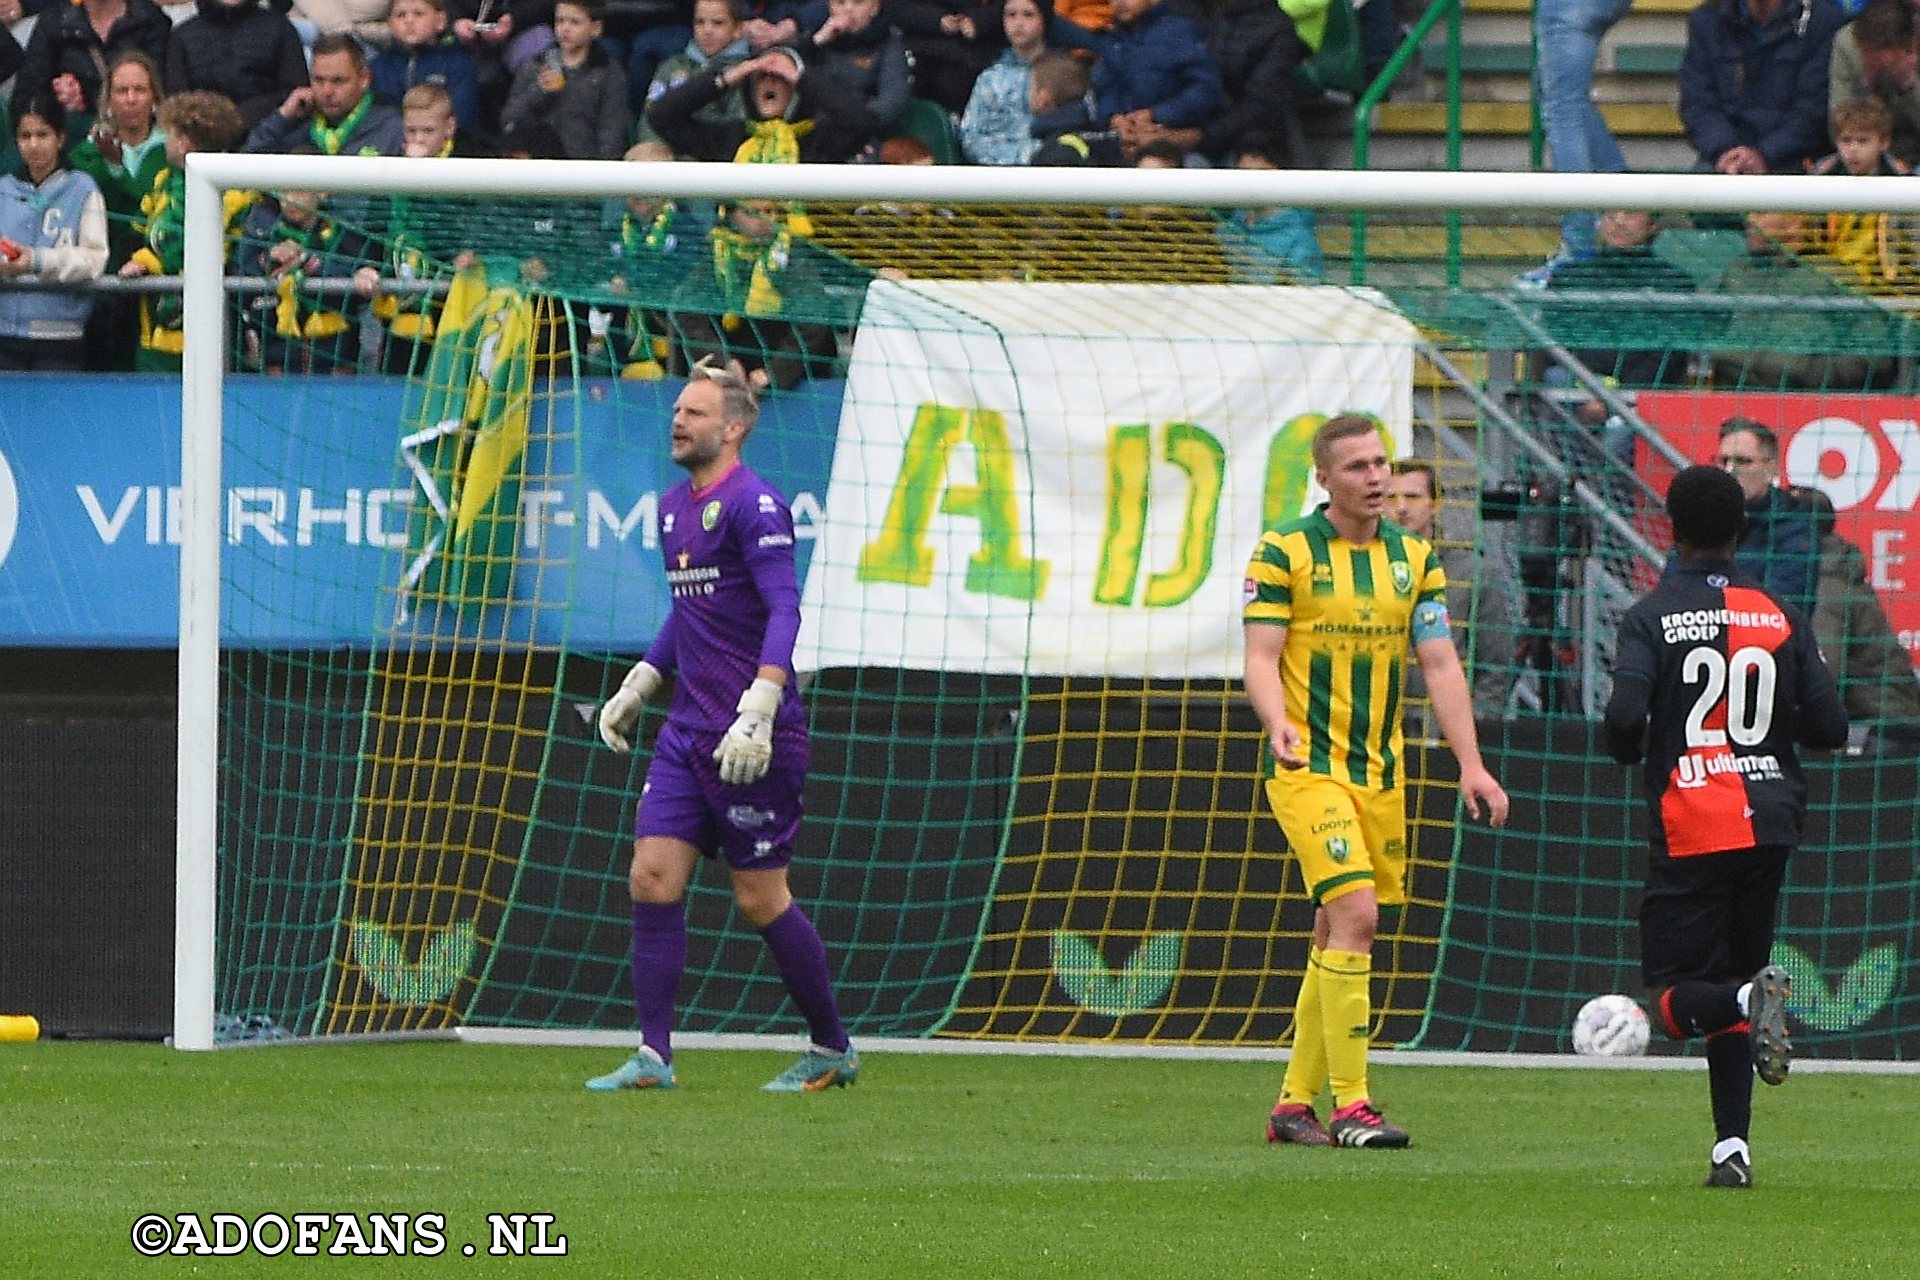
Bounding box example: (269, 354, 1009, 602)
(1243, 508, 1449, 790)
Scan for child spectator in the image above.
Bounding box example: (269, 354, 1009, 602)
(1215, 132, 1322, 282)
(958, 0, 1048, 165)
(165, 0, 310, 134)
(233, 161, 378, 374)
(1028, 47, 1120, 164)
(1711, 210, 1898, 391)
(1809, 96, 1913, 290)
(1828, 0, 1920, 166)
(372, 0, 484, 134)
(634, 0, 750, 148)
(672, 196, 841, 390)
(595, 138, 705, 378)
(500, 0, 630, 158)
(0, 91, 109, 370)
(801, 0, 912, 155)
(646, 43, 871, 162)
(1093, 0, 1221, 161)
(117, 89, 252, 371)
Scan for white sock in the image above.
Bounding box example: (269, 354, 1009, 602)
(1736, 982, 1754, 1018)
(1712, 1137, 1750, 1166)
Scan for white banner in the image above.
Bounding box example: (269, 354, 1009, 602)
(795, 281, 1418, 678)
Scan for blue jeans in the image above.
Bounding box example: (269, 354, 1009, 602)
(1535, 0, 1632, 258)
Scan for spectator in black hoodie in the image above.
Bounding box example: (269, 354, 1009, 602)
(167, 0, 310, 132)
(646, 42, 870, 161)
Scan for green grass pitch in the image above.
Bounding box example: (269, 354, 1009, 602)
(5, 1042, 1917, 1277)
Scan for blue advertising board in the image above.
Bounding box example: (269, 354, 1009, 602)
(0, 374, 842, 648)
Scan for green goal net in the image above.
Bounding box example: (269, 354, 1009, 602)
(191, 168, 1920, 1062)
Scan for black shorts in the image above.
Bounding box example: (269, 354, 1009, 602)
(1639, 845, 1790, 991)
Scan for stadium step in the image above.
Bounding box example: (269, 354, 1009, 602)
(1372, 101, 1682, 137)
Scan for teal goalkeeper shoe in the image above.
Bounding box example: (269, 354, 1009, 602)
(761, 1046, 861, 1093)
(585, 1048, 676, 1091)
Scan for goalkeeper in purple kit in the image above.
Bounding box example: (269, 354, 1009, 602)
(587, 361, 859, 1094)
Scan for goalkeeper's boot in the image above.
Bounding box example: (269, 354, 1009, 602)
(585, 1046, 676, 1092)
(762, 1045, 861, 1093)
(1705, 1150, 1753, 1189)
(1328, 1099, 1411, 1149)
(1266, 1103, 1333, 1147)
(1748, 963, 1793, 1087)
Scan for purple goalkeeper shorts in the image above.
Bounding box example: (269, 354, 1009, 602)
(635, 720, 804, 870)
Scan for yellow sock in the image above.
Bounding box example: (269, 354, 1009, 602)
(1277, 947, 1327, 1108)
(1319, 947, 1374, 1110)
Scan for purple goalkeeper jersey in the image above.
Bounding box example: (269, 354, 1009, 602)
(645, 461, 807, 760)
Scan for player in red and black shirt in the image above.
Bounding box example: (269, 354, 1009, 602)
(1604, 465, 1847, 1189)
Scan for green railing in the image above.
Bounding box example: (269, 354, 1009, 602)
(1349, 0, 1463, 285)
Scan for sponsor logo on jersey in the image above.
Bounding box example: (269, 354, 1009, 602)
(0, 449, 17, 570)
(701, 499, 722, 531)
(757, 493, 777, 513)
(757, 533, 793, 548)
(1674, 750, 1783, 789)
(663, 512, 675, 533)
(727, 803, 775, 831)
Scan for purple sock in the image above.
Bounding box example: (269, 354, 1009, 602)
(630, 901, 686, 1064)
(759, 904, 850, 1052)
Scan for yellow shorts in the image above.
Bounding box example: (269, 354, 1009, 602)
(1264, 772, 1409, 906)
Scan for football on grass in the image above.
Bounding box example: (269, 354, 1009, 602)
(1571, 993, 1650, 1057)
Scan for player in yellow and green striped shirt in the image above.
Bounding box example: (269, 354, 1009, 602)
(1243, 414, 1509, 1150)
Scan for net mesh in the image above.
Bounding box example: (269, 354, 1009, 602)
(201, 189, 1920, 1059)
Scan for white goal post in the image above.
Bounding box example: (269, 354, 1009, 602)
(174, 156, 1920, 1050)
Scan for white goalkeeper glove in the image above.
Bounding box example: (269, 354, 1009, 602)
(712, 677, 782, 785)
(597, 660, 663, 753)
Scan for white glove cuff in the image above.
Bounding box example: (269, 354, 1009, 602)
(736, 676, 783, 717)
(622, 660, 664, 700)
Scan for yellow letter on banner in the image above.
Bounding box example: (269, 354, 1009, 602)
(1095, 422, 1226, 609)
(857, 403, 1048, 601)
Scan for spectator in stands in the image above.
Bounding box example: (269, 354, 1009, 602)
(1093, 0, 1222, 162)
(372, 0, 483, 134)
(15, 0, 171, 126)
(1215, 132, 1322, 282)
(799, 0, 911, 157)
(1387, 457, 1517, 717)
(167, 0, 311, 134)
(68, 49, 166, 370)
(362, 82, 489, 374)
(1679, 0, 1847, 176)
(1710, 209, 1899, 390)
(500, 0, 630, 158)
(1808, 96, 1914, 290)
(1028, 47, 1119, 163)
(117, 89, 249, 371)
(1714, 416, 1821, 618)
(1543, 208, 1698, 400)
(246, 33, 407, 154)
(1828, 0, 1920, 166)
(1519, 0, 1633, 285)
(0, 90, 108, 371)
(1170, 0, 1305, 166)
(598, 139, 704, 378)
(287, 0, 395, 57)
(958, 0, 1049, 165)
(449, 0, 558, 130)
(1789, 482, 1920, 731)
(232, 160, 379, 375)
(672, 196, 840, 390)
(634, 0, 749, 149)
(646, 43, 871, 162)
(886, 0, 999, 116)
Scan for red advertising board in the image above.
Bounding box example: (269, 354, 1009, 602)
(1635, 391, 1919, 671)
